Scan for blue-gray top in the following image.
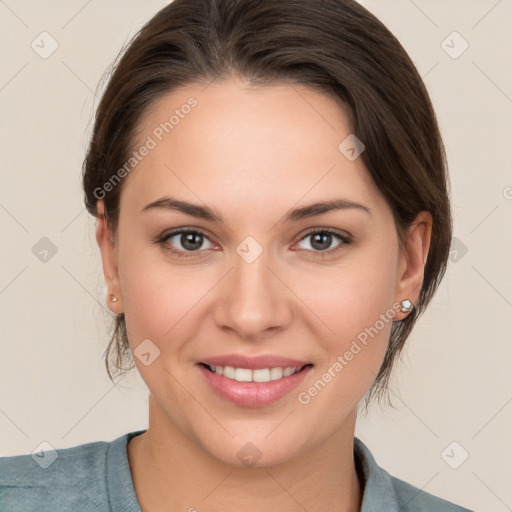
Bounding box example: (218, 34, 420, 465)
(0, 431, 474, 511)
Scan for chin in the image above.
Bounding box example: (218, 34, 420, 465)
(197, 428, 309, 469)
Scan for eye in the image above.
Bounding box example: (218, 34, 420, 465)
(158, 228, 216, 257)
(156, 227, 350, 258)
(295, 228, 350, 255)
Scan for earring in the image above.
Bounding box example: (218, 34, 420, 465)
(400, 299, 413, 312)
(110, 294, 118, 303)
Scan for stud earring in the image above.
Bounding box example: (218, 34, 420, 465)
(400, 299, 413, 312)
(110, 295, 118, 302)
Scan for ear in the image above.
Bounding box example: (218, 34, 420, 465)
(393, 211, 432, 321)
(96, 201, 123, 314)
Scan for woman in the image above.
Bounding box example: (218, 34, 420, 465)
(0, 0, 474, 510)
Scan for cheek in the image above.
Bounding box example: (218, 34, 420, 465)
(295, 245, 398, 402)
(297, 245, 398, 347)
(117, 248, 212, 352)
(296, 291, 394, 424)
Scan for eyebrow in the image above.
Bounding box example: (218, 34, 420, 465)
(141, 196, 372, 222)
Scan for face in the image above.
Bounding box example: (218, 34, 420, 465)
(97, 77, 430, 467)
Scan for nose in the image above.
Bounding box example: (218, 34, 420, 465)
(214, 248, 293, 341)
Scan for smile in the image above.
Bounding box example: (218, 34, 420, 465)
(197, 360, 313, 408)
(201, 363, 307, 383)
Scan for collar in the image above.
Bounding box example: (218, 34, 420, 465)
(354, 437, 401, 510)
(114, 432, 402, 511)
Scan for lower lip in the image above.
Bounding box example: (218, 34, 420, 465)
(198, 364, 313, 408)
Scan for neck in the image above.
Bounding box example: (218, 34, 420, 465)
(128, 395, 362, 512)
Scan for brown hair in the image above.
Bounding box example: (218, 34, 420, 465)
(82, 0, 451, 404)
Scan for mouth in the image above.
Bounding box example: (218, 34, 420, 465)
(196, 358, 314, 408)
(199, 362, 312, 383)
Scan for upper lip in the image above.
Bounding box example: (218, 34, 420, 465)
(199, 354, 312, 370)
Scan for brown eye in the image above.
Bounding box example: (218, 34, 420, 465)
(296, 229, 350, 255)
(159, 228, 215, 256)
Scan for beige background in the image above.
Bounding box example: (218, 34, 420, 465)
(1, 1, 511, 510)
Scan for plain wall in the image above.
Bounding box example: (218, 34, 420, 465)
(0, 2, 510, 511)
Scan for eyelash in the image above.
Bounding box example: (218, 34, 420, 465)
(156, 227, 351, 258)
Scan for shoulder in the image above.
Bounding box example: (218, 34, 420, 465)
(354, 437, 475, 512)
(0, 431, 142, 512)
(0, 438, 111, 512)
(390, 474, 474, 511)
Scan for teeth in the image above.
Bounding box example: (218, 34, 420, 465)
(223, 366, 235, 379)
(206, 364, 301, 383)
(234, 368, 252, 382)
(270, 367, 283, 380)
(283, 367, 296, 377)
(253, 368, 271, 382)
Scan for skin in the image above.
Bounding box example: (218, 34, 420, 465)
(96, 76, 432, 512)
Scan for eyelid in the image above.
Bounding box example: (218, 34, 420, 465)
(156, 226, 351, 257)
(295, 226, 351, 242)
(157, 227, 217, 255)
(292, 227, 351, 255)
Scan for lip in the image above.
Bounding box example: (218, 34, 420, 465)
(196, 355, 313, 408)
(199, 354, 310, 370)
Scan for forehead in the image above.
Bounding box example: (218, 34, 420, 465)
(121, 77, 385, 217)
